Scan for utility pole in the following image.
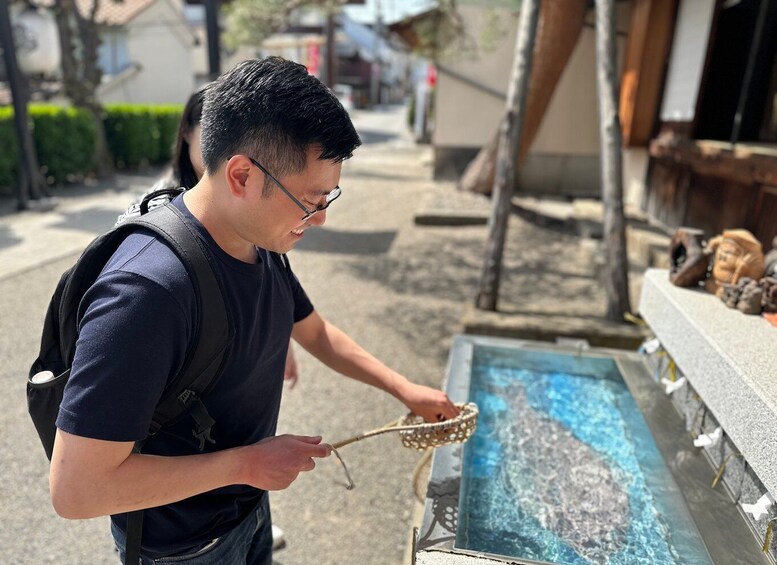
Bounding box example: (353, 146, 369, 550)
(325, 8, 336, 87)
(204, 0, 221, 80)
(0, 0, 47, 210)
(370, 0, 382, 106)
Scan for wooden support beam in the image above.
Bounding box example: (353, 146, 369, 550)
(619, 0, 677, 147)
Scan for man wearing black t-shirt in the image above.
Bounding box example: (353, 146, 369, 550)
(49, 58, 458, 564)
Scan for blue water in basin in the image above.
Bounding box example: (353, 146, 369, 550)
(456, 346, 713, 565)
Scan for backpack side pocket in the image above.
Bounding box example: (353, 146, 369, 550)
(27, 369, 70, 461)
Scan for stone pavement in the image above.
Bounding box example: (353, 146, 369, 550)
(0, 104, 651, 564)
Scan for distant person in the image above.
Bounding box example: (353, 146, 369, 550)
(51, 57, 458, 564)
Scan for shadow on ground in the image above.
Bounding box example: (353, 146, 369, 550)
(295, 228, 397, 255)
(345, 223, 601, 310)
(0, 169, 163, 219)
(340, 218, 606, 363)
(356, 128, 399, 145)
(0, 225, 22, 251)
(50, 207, 124, 233)
(345, 169, 429, 182)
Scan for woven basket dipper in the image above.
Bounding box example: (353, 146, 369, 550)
(331, 402, 479, 450)
(329, 402, 479, 489)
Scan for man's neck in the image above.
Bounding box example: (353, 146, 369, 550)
(183, 178, 258, 264)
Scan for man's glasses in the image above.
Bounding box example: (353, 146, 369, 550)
(248, 157, 341, 221)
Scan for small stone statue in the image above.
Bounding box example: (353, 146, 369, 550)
(762, 277, 777, 314)
(720, 277, 762, 314)
(705, 229, 765, 297)
(764, 238, 777, 278)
(721, 282, 743, 309)
(736, 279, 763, 315)
(669, 227, 710, 287)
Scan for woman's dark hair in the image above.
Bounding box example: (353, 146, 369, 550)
(172, 84, 211, 189)
(201, 57, 361, 187)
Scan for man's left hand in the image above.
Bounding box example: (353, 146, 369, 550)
(397, 381, 459, 423)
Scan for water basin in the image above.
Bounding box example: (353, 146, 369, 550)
(415, 336, 768, 565)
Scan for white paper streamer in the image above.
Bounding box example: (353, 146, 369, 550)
(661, 376, 686, 394)
(742, 493, 775, 521)
(693, 426, 722, 448)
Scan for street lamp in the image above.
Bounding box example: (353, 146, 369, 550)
(0, 0, 52, 210)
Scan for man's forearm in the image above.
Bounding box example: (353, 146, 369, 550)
(293, 312, 459, 422)
(50, 430, 329, 519)
(294, 315, 409, 400)
(50, 435, 245, 519)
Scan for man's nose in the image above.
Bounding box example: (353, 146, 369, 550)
(308, 209, 327, 226)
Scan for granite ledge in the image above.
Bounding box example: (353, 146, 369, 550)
(639, 268, 777, 495)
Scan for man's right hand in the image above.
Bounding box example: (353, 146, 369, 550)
(239, 434, 332, 491)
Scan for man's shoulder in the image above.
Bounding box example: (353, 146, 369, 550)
(101, 229, 194, 298)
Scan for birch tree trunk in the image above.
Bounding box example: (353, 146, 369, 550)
(595, 0, 631, 320)
(475, 0, 541, 311)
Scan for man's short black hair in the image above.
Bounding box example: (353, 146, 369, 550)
(200, 57, 361, 186)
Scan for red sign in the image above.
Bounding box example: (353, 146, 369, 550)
(307, 42, 320, 77)
(426, 65, 437, 87)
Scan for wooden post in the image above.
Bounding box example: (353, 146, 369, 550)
(475, 0, 541, 311)
(595, 0, 631, 320)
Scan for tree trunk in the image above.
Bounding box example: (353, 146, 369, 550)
(595, 0, 631, 321)
(459, 0, 588, 195)
(475, 0, 541, 311)
(0, 0, 47, 208)
(54, 0, 114, 178)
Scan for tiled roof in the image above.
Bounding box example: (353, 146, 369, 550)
(37, 0, 158, 26)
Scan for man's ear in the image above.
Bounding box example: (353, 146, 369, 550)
(224, 155, 253, 197)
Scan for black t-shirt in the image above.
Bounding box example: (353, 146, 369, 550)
(57, 196, 314, 557)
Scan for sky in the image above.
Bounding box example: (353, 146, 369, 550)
(343, 0, 436, 25)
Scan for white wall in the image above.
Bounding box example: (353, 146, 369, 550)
(432, 3, 632, 196)
(623, 147, 649, 207)
(659, 0, 716, 122)
(99, 0, 195, 105)
(434, 4, 630, 158)
(432, 6, 515, 149)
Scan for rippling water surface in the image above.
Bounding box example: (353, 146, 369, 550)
(456, 349, 713, 565)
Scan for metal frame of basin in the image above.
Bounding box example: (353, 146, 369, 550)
(414, 334, 770, 565)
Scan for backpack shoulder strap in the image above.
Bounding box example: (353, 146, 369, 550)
(59, 203, 233, 444)
(127, 204, 234, 440)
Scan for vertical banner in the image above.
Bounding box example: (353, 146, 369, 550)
(307, 41, 321, 77)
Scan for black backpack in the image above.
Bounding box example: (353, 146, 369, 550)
(27, 193, 234, 564)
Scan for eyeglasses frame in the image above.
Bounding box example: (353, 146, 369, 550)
(247, 157, 340, 221)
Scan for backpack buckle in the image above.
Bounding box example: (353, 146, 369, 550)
(178, 389, 216, 451)
(192, 426, 215, 451)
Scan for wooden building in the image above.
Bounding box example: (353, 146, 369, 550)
(622, 0, 777, 247)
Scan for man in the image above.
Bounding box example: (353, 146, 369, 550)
(49, 57, 458, 564)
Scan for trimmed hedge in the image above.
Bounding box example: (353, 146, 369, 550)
(0, 106, 96, 189)
(31, 105, 96, 184)
(0, 104, 182, 192)
(0, 107, 21, 188)
(103, 104, 182, 169)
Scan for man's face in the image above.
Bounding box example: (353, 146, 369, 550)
(242, 146, 342, 253)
